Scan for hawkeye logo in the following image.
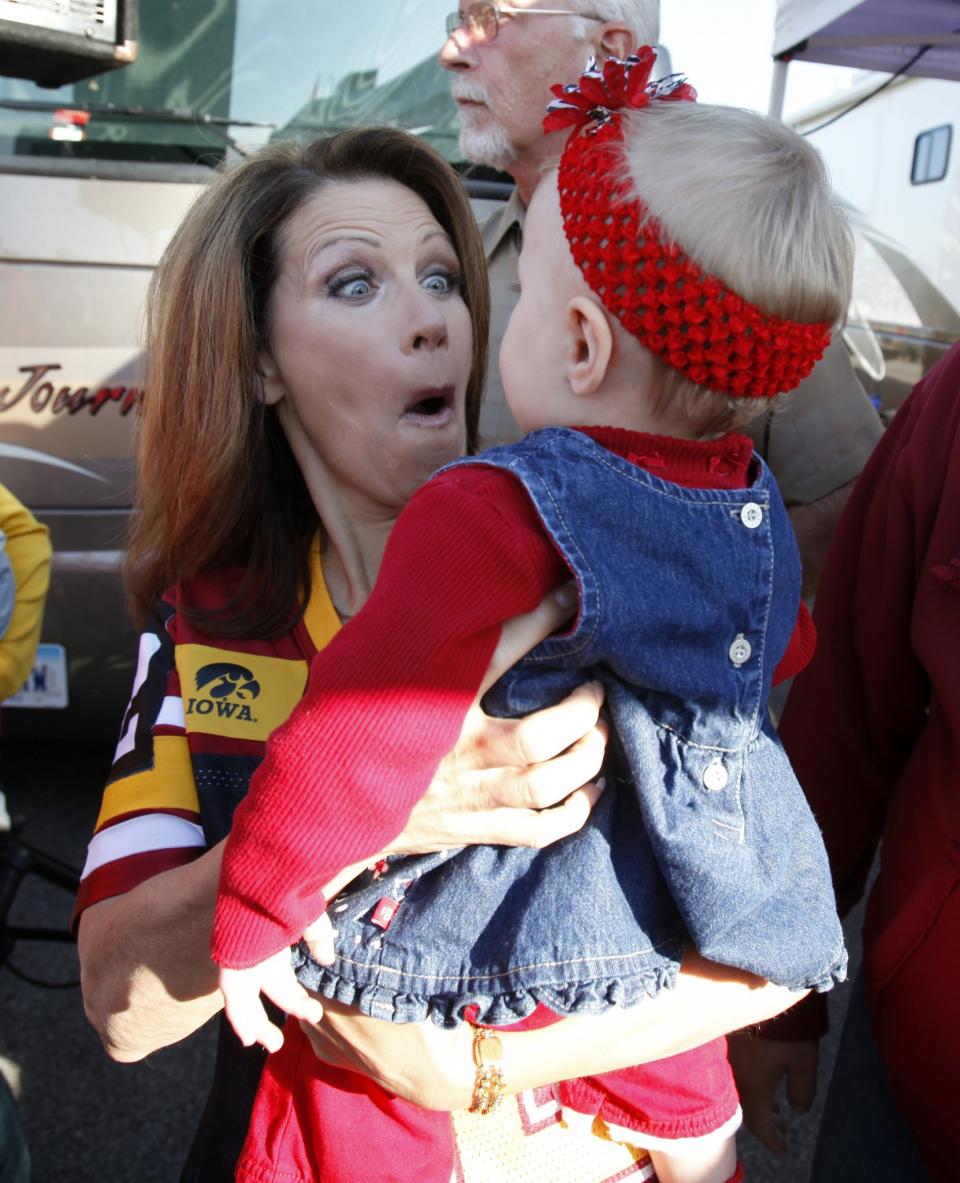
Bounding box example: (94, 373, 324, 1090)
(185, 662, 261, 724)
(178, 645, 307, 740)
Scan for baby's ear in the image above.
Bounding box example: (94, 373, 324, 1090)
(565, 297, 613, 398)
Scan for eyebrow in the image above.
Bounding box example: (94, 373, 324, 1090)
(312, 233, 380, 254)
(320, 227, 452, 249)
(422, 228, 453, 246)
(304, 227, 455, 271)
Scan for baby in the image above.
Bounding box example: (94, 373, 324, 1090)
(214, 50, 851, 1183)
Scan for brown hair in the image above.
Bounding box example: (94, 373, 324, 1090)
(125, 128, 489, 636)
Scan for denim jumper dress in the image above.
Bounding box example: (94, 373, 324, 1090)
(295, 428, 847, 1026)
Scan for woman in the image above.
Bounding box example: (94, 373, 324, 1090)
(76, 128, 802, 1182)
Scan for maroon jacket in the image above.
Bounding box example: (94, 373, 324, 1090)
(772, 341, 960, 1177)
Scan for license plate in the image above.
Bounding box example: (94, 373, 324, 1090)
(3, 643, 69, 709)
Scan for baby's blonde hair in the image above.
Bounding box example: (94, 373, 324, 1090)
(616, 102, 854, 434)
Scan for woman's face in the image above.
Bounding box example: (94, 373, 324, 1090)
(261, 177, 474, 517)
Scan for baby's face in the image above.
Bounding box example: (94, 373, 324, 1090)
(500, 174, 590, 433)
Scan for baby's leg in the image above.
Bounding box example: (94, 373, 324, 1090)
(562, 1108, 740, 1183)
(648, 1135, 739, 1183)
(559, 1037, 742, 1183)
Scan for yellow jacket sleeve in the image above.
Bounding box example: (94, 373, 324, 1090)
(0, 484, 52, 701)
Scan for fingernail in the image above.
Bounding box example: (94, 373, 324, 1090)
(596, 776, 606, 791)
(553, 581, 577, 609)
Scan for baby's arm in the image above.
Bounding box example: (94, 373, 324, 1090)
(212, 470, 565, 999)
(771, 600, 816, 686)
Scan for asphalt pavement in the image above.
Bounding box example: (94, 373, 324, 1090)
(0, 739, 858, 1182)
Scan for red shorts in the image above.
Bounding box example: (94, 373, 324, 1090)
(236, 1006, 740, 1181)
(486, 1004, 741, 1151)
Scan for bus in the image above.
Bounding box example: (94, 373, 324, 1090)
(0, 0, 497, 740)
(2, 2, 956, 740)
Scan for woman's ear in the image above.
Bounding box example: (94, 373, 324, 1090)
(565, 296, 613, 398)
(258, 350, 285, 406)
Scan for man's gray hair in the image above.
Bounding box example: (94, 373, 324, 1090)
(567, 0, 660, 47)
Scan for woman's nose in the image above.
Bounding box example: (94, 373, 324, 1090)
(404, 292, 448, 354)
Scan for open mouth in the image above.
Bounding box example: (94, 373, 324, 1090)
(403, 386, 455, 421)
(409, 395, 447, 415)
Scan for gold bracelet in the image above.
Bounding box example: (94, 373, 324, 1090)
(468, 1026, 506, 1115)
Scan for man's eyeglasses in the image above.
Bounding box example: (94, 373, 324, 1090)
(445, 3, 600, 44)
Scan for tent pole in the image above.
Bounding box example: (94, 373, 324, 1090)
(768, 57, 789, 120)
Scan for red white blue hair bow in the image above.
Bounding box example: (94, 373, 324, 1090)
(543, 46, 697, 135)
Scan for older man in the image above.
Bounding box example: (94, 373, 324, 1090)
(440, 0, 883, 594)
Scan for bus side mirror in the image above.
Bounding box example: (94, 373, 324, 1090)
(0, 0, 137, 89)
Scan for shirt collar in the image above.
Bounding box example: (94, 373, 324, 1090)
(481, 187, 526, 259)
(578, 427, 755, 490)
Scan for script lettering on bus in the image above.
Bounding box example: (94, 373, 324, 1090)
(0, 363, 143, 415)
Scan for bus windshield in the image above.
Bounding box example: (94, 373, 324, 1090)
(0, 0, 460, 169)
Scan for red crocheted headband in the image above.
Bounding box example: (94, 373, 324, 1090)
(544, 48, 832, 399)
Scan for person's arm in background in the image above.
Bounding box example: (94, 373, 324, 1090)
(78, 588, 608, 1061)
(730, 343, 960, 1152)
(747, 338, 883, 599)
(0, 484, 52, 702)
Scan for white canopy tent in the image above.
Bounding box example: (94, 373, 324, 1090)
(766, 0, 960, 411)
(769, 0, 960, 115)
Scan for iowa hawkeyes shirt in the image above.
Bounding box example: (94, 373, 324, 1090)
(73, 550, 341, 921)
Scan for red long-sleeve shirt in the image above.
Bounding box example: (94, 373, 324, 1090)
(213, 428, 813, 968)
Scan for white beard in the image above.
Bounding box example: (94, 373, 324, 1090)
(458, 118, 517, 168)
(451, 81, 518, 169)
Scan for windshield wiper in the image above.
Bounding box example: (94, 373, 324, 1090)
(0, 98, 275, 157)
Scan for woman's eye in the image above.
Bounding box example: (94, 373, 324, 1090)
(327, 272, 374, 299)
(422, 269, 461, 295)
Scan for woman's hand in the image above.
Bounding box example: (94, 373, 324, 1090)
(299, 998, 477, 1111)
(383, 584, 608, 856)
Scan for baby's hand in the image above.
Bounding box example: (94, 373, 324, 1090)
(218, 913, 335, 1052)
(302, 910, 337, 966)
